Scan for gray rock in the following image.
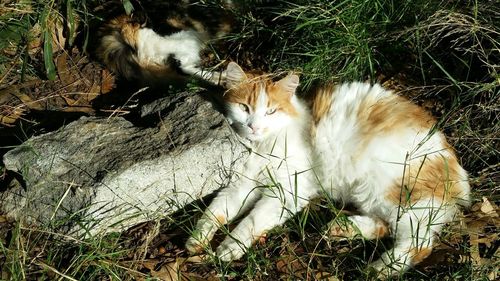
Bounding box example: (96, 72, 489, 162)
(1, 91, 248, 235)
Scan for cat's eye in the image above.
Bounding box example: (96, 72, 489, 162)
(266, 108, 277, 115)
(239, 103, 250, 113)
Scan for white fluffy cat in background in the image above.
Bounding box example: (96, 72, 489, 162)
(186, 62, 470, 277)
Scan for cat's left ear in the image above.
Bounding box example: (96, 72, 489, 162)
(276, 73, 300, 96)
(222, 62, 247, 88)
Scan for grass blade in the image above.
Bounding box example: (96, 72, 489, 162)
(66, 0, 76, 46)
(122, 0, 134, 15)
(43, 29, 57, 80)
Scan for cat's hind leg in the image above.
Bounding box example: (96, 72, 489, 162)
(326, 215, 390, 240)
(368, 199, 455, 277)
(185, 177, 261, 254)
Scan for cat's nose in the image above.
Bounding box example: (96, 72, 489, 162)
(250, 125, 260, 133)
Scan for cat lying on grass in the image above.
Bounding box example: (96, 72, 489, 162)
(186, 62, 470, 277)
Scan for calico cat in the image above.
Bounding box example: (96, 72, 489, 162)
(96, 1, 233, 84)
(185, 62, 471, 277)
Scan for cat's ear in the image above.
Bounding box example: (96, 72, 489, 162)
(223, 62, 247, 88)
(276, 73, 300, 96)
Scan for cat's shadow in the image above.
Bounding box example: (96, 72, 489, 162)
(90, 76, 227, 129)
(119, 195, 395, 279)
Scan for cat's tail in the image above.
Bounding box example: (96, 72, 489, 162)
(96, 15, 181, 84)
(96, 15, 169, 83)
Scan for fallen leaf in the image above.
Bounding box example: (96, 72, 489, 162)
(469, 233, 499, 248)
(56, 53, 74, 86)
(465, 198, 500, 268)
(28, 23, 43, 55)
(141, 258, 190, 281)
(315, 271, 340, 281)
(184, 255, 206, 263)
(0, 112, 22, 126)
(152, 261, 181, 281)
(100, 69, 115, 94)
(480, 197, 498, 217)
(487, 266, 499, 281)
(158, 246, 167, 255)
(14, 93, 43, 111)
(48, 13, 66, 53)
(276, 255, 307, 278)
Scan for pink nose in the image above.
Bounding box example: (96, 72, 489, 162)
(250, 125, 260, 133)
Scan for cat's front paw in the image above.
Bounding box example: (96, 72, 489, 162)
(216, 239, 246, 262)
(325, 219, 358, 240)
(367, 260, 397, 280)
(185, 236, 208, 254)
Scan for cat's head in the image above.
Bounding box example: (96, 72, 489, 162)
(221, 62, 300, 142)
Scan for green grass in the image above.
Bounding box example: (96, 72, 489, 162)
(0, 0, 114, 84)
(1, 0, 499, 280)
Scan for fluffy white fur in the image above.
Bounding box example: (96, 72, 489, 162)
(186, 63, 470, 277)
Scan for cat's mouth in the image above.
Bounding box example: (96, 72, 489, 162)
(230, 123, 267, 142)
(246, 127, 270, 142)
(246, 133, 265, 142)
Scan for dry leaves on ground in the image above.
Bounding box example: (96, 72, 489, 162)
(0, 49, 115, 127)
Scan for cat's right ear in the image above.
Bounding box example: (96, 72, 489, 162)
(223, 62, 247, 88)
(276, 73, 300, 96)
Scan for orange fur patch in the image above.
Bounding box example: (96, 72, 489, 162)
(310, 84, 335, 125)
(190, 19, 207, 37)
(387, 152, 466, 205)
(375, 221, 390, 239)
(107, 15, 142, 49)
(224, 75, 261, 105)
(224, 74, 298, 116)
(410, 247, 433, 265)
(166, 17, 188, 30)
(352, 90, 437, 160)
(217, 22, 233, 36)
(267, 82, 298, 116)
(358, 94, 435, 137)
(215, 214, 227, 225)
(308, 84, 335, 137)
